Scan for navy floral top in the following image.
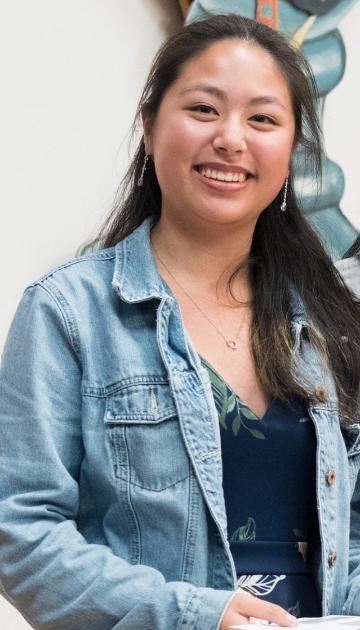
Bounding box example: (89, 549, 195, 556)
(202, 357, 322, 618)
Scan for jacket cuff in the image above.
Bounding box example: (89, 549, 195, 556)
(180, 587, 236, 630)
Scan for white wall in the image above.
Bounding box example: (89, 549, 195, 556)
(0, 1, 359, 627)
(0, 0, 182, 353)
(324, 5, 360, 228)
(0, 2, 182, 627)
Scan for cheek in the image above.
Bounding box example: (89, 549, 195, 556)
(154, 118, 209, 164)
(173, 118, 204, 145)
(255, 135, 293, 178)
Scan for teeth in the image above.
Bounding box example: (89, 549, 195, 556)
(199, 167, 247, 183)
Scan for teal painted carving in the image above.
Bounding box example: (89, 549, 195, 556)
(186, 0, 359, 258)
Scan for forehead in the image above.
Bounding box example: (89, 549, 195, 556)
(167, 39, 292, 105)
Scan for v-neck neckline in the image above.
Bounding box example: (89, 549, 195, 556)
(200, 355, 273, 421)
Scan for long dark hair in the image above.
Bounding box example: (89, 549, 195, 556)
(344, 235, 360, 259)
(88, 15, 360, 425)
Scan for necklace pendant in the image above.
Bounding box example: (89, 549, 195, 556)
(227, 339, 239, 350)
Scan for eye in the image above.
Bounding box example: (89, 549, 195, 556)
(190, 104, 218, 115)
(250, 113, 276, 125)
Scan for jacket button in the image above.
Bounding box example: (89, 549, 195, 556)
(314, 386, 328, 403)
(326, 469, 336, 486)
(328, 551, 337, 566)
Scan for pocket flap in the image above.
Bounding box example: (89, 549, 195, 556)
(105, 382, 177, 424)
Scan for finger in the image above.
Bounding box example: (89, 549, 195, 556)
(223, 610, 249, 626)
(234, 590, 297, 627)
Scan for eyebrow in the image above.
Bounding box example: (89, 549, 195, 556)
(180, 84, 288, 110)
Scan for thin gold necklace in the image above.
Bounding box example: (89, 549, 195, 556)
(153, 244, 246, 350)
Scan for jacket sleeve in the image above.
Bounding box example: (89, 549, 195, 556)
(343, 453, 360, 614)
(0, 283, 233, 630)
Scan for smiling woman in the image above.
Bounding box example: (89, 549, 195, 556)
(0, 14, 359, 630)
(143, 39, 295, 236)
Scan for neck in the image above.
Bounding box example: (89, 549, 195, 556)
(150, 215, 255, 304)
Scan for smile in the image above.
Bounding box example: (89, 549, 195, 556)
(193, 164, 251, 191)
(194, 163, 252, 184)
(199, 167, 246, 182)
(198, 167, 247, 182)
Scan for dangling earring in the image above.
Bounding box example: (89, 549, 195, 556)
(137, 153, 150, 187)
(280, 176, 288, 212)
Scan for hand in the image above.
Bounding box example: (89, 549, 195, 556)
(220, 589, 298, 628)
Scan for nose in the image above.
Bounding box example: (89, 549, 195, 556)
(213, 116, 247, 154)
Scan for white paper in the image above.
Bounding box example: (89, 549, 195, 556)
(229, 615, 360, 629)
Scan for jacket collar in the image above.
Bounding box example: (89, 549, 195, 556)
(112, 216, 172, 303)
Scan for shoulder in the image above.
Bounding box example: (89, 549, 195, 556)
(31, 247, 116, 284)
(13, 247, 118, 361)
(28, 247, 117, 298)
(20, 247, 119, 341)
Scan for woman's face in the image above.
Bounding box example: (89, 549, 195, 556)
(145, 39, 296, 231)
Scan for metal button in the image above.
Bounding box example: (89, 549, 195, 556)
(326, 469, 336, 486)
(328, 551, 337, 566)
(314, 386, 328, 403)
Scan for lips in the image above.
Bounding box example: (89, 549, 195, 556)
(194, 163, 252, 184)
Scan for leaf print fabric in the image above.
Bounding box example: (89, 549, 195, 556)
(201, 356, 322, 618)
(237, 574, 286, 597)
(231, 517, 256, 542)
(233, 519, 297, 613)
(202, 358, 266, 439)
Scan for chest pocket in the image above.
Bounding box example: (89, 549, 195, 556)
(104, 381, 192, 491)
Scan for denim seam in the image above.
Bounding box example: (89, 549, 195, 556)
(105, 409, 177, 423)
(122, 426, 141, 564)
(108, 427, 141, 564)
(311, 410, 329, 615)
(170, 372, 227, 536)
(82, 375, 171, 397)
(177, 589, 198, 630)
(126, 480, 142, 565)
(29, 250, 116, 286)
(34, 282, 81, 362)
(111, 471, 192, 492)
(181, 473, 201, 582)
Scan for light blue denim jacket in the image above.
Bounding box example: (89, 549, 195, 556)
(1, 217, 359, 629)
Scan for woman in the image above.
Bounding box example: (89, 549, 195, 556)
(0, 15, 359, 630)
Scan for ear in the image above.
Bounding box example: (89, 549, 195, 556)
(141, 109, 154, 155)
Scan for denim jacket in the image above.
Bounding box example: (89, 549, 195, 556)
(0, 217, 359, 630)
